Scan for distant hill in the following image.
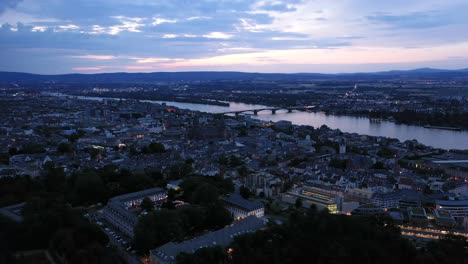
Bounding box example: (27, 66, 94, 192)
(1, 68, 468, 84)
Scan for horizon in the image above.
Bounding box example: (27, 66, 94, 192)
(2, 1, 468, 74)
(2, 66, 468, 76)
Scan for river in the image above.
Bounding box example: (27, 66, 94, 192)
(48, 93, 468, 150)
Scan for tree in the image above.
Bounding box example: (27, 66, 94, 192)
(372, 161, 385, 170)
(69, 169, 108, 206)
(167, 162, 192, 180)
(378, 148, 396, 159)
(179, 206, 206, 234)
(239, 186, 251, 200)
(217, 155, 229, 165)
(57, 142, 74, 154)
(142, 142, 166, 154)
(229, 155, 243, 167)
(129, 146, 138, 156)
(415, 235, 468, 264)
(329, 158, 346, 170)
(140, 197, 154, 212)
(229, 208, 417, 264)
(191, 183, 219, 206)
(238, 126, 248, 137)
(204, 202, 233, 229)
(67, 132, 82, 143)
(295, 197, 303, 208)
(44, 167, 66, 192)
(177, 246, 226, 264)
(237, 166, 249, 177)
(133, 210, 185, 255)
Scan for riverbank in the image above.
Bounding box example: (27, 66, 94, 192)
(45, 92, 468, 150)
(67, 92, 230, 107)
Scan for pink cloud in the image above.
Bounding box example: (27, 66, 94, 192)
(72, 67, 104, 71)
(71, 55, 116, 60)
(125, 65, 155, 70)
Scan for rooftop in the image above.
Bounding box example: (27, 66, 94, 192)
(436, 199, 468, 206)
(151, 215, 264, 262)
(223, 194, 263, 211)
(110, 187, 165, 203)
(0, 202, 25, 222)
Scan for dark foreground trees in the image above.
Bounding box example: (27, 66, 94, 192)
(133, 204, 232, 255)
(177, 206, 468, 264)
(0, 195, 122, 263)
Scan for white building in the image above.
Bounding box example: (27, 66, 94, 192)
(102, 187, 167, 237)
(223, 194, 264, 219)
(436, 199, 468, 222)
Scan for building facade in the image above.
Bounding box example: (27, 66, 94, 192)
(436, 199, 468, 222)
(150, 216, 265, 264)
(102, 187, 167, 237)
(223, 194, 264, 219)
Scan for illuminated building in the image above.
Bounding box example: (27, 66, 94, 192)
(282, 186, 342, 213)
(150, 216, 264, 264)
(223, 194, 264, 219)
(102, 187, 167, 237)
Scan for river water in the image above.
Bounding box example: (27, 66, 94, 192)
(49, 93, 468, 150)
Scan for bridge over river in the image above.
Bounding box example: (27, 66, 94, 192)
(222, 106, 316, 116)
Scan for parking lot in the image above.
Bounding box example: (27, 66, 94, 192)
(84, 211, 142, 264)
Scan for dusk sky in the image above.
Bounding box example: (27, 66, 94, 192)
(1, 0, 468, 74)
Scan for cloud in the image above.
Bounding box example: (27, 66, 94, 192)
(134, 57, 183, 64)
(72, 55, 117, 60)
(187, 16, 211, 21)
(71, 67, 104, 71)
(0, 0, 22, 15)
(56, 24, 80, 32)
(31, 25, 47, 32)
(162, 34, 177, 39)
(367, 11, 450, 29)
(259, 2, 297, 12)
(152, 17, 177, 26)
(203, 32, 233, 39)
(1, 0, 468, 73)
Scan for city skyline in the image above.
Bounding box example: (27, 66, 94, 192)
(2, 0, 468, 74)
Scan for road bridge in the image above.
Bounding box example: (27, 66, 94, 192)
(222, 106, 315, 116)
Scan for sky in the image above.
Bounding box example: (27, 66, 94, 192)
(1, 0, 468, 74)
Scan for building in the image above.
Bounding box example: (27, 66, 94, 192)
(0, 202, 25, 222)
(102, 187, 167, 237)
(448, 183, 468, 196)
(223, 194, 264, 219)
(246, 172, 281, 198)
(371, 192, 400, 210)
(351, 204, 385, 216)
(150, 215, 265, 264)
(398, 189, 422, 209)
(407, 207, 428, 225)
(436, 199, 468, 222)
(274, 120, 293, 131)
(282, 186, 342, 213)
(434, 209, 456, 227)
(345, 188, 374, 204)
